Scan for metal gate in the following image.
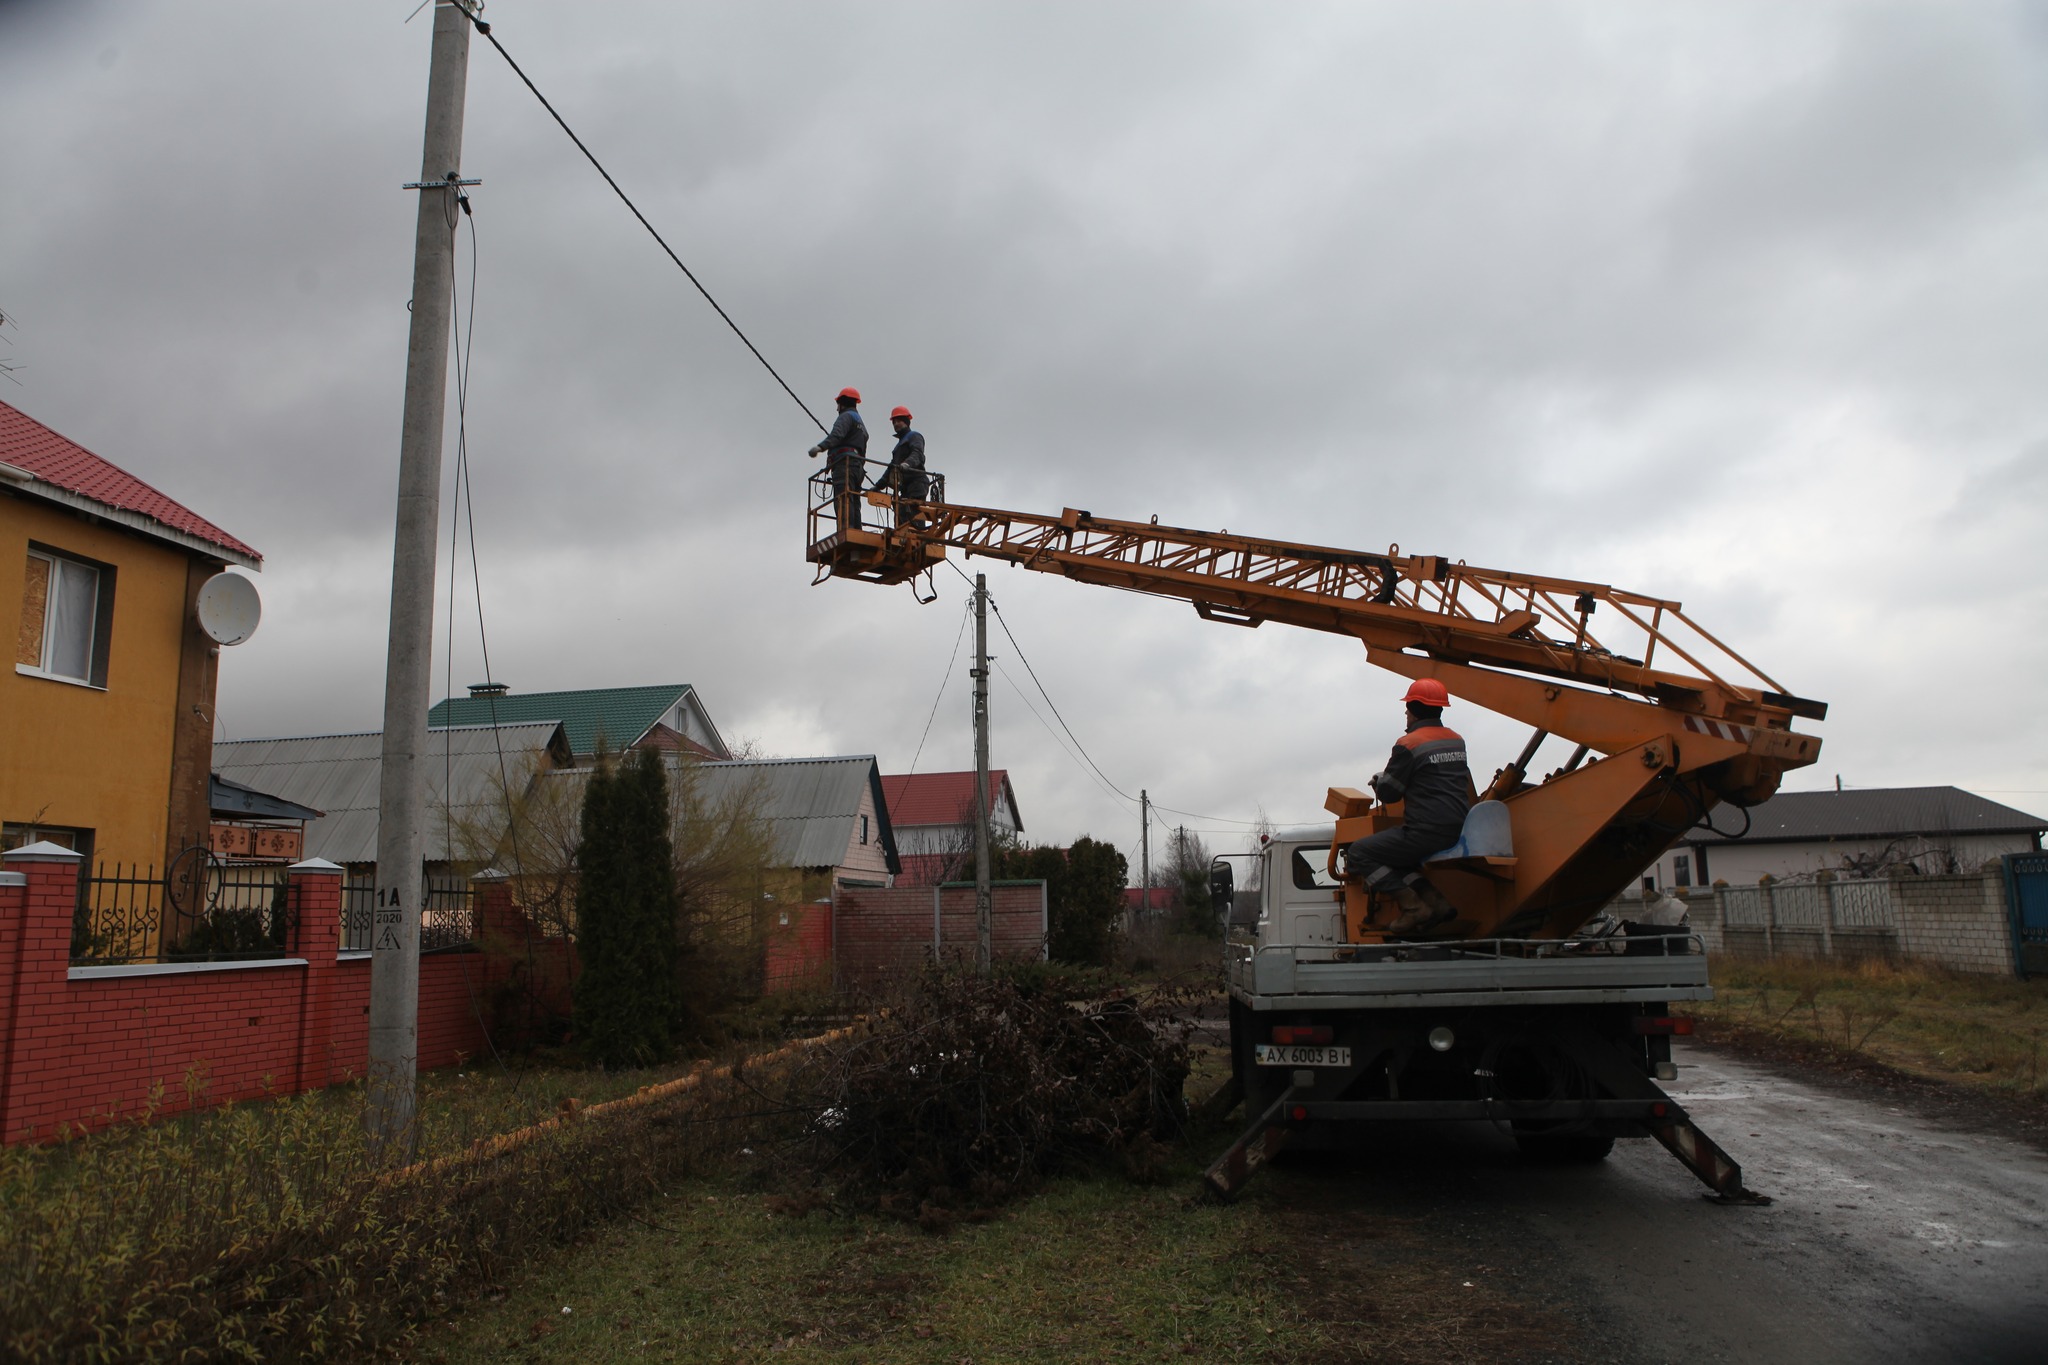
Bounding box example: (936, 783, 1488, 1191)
(2003, 852, 2048, 979)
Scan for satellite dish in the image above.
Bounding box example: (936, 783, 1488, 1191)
(195, 572, 261, 646)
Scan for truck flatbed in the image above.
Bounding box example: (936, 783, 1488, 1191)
(1225, 935, 1712, 1011)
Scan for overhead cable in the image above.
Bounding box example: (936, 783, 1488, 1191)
(459, 10, 827, 435)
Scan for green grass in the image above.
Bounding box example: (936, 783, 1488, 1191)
(412, 1152, 1564, 1365)
(1684, 956, 2048, 1100)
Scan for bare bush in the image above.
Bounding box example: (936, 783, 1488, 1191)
(755, 969, 1197, 1217)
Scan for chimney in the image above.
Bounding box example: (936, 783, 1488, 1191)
(468, 681, 510, 700)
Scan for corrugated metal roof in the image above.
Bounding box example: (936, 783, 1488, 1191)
(544, 754, 898, 874)
(0, 400, 261, 564)
(1689, 786, 2048, 846)
(209, 772, 323, 821)
(427, 684, 694, 757)
(211, 722, 567, 864)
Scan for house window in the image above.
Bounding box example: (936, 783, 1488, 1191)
(860, 814, 870, 846)
(1673, 855, 1692, 888)
(17, 547, 114, 687)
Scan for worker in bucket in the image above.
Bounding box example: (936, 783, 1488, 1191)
(1342, 678, 1469, 936)
(871, 405, 929, 525)
(808, 387, 869, 530)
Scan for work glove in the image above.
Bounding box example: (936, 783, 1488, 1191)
(808, 445, 823, 457)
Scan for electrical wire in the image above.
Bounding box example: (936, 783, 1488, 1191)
(990, 658, 1142, 812)
(980, 582, 1315, 826)
(905, 599, 972, 779)
(458, 9, 827, 435)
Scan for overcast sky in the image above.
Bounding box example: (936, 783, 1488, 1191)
(6, 0, 2045, 867)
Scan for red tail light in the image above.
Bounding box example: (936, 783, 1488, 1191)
(1631, 1017, 1694, 1036)
(1289, 1106, 1309, 1121)
(1273, 1025, 1334, 1045)
(1651, 1102, 1668, 1118)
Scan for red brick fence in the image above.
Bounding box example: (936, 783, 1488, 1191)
(1, 846, 1050, 1144)
(0, 845, 561, 1145)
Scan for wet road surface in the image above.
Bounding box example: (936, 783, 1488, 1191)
(1261, 1042, 2048, 1363)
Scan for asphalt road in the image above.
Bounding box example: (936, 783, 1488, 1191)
(1265, 1042, 2048, 1364)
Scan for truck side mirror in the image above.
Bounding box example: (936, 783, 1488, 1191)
(1209, 860, 1234, 925)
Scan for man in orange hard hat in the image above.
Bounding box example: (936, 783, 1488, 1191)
(1341, 678, 1470, 936)
(870, 405, 929, 525)
(808, 387, 869, 529)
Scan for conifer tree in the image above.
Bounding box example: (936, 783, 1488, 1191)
(573, 746, 681, 1066)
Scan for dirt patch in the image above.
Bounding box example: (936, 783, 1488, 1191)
(1250, 1180, 1590, 1364)
(1689, 1018, 2048, 1156)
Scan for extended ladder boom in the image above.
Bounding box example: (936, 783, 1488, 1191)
(808, 475, 1825, 937)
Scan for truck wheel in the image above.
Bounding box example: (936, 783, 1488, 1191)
(1513, 1129, 1615, 1164)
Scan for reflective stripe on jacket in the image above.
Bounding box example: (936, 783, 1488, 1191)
(1370, 724, 1472, 839)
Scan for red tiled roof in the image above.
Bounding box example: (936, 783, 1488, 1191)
(0, 401, 260, 563)
(881, 770, 1018, 829)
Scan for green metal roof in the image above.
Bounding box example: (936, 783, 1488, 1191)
(426, 684, 692, 756)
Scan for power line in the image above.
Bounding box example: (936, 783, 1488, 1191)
(990, 658, 1140, 811)
(906, 600, 973, 778)
(459, 10, 827, 435)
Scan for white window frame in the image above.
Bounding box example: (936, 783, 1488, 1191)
(17, 548, 108, 689)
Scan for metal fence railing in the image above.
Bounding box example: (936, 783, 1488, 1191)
(71, 859, 481, 965)
(421, 873, 477, 953)
(340, 871, 477, 954)
(74, 856, 291, 966)
(805, 458, 947, 548)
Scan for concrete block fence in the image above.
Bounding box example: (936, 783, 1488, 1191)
(1651, 867, 2020, 976)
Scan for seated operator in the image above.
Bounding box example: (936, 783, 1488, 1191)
(1341, 679, 1470, 936)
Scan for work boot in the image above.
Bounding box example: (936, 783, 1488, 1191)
(1386, 879, 1457, 937)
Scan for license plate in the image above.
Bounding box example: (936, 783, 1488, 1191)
(1254, 1044, 1352, 1067)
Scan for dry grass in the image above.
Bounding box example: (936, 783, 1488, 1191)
(1683, 956, 2048, 1101)
(414, 1153, 1575, 1365)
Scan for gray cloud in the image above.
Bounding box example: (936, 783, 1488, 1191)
(5, 0, 2045, 852)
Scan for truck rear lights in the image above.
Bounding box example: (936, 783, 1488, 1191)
(1427, 1026, 1456, 1052)
(1289, 1105, 1309, 1122)
(1631, 1016, 1695, 1036)
(1650, 1102, 1668, 1118)
(1272, 1025, 1334, 1045)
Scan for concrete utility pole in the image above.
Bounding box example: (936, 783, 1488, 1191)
(1140, 789, 1150, 917)
(971, 573, 993, 976)
(369, 0, 473, 1156)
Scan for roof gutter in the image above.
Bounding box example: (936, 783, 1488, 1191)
(2, 473, 261, 570)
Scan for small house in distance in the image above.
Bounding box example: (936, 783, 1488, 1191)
(1650, 785, 2047, 888)
(541, 754, 900, 901)
(881, 770, 1023, 885)
(428, 682, 728, 762)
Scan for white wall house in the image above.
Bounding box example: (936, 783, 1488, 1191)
(1646, 786, 2045, 889)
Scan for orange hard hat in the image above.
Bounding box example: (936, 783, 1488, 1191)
(837, 387, 861, 403)
(890, 406, 912, 420)
(1402, 678, 1450, 708)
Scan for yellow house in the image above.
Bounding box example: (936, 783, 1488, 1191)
(1, 400, 261, 878)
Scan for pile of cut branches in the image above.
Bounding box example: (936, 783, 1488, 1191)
(757, 969, 1196, 1215)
